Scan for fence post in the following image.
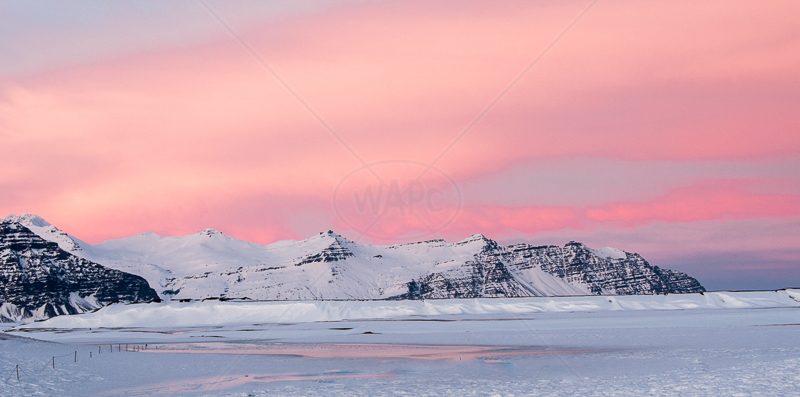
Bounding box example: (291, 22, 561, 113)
(52, 356, 54, 369)
(16, 364, 19, 380)
(74, 351, 77, 363)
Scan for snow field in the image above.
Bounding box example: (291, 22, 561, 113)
(17, 289, 800, 330)
(3, 291, 799, 396)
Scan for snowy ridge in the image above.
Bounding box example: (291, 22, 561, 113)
(21, 289, 800, 328)
(5, 213, 88, 253)
(589, 246, 627, 259)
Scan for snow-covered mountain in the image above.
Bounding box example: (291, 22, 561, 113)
(7, 214, 704, 301)
(1, 217, 158, 322)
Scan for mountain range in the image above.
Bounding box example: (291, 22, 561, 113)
(1, 213, 704, 322)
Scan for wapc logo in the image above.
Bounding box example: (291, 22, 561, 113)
(333, 160, 462, 241)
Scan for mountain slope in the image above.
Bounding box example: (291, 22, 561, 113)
(0, 218, 158, 322)
(501, 241, 705, 295)
(10, 214, 704, 301)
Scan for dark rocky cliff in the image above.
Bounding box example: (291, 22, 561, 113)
(0, 221, 158, 322)
(393, 237, 704, 299)
(504, 241, 704, 295)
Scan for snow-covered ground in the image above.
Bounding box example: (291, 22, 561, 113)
(3, 291, 800, 396)
(13, 289, 800, 329)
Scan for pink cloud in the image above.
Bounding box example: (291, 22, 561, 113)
(363, 179, 800, 242)
(584, 180, 800, 225)
(0, 0, 798, 257)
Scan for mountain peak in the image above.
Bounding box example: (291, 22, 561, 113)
(2, 213, 88, 253)
(4, 213, 51, 227)
(311, 230, 347, 242)
(199, 228, 223, 237)
(457, 233, 492, 244)
(137, 231, 161, 237)
(589, 246, 627, 260)
(564, 241, 627, 259)
(301, 230, 355, 249)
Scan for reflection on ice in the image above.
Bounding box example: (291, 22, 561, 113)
(104, 370, 396, 395)
(100, 342, 597, 395)
(144, 342, 596, 361)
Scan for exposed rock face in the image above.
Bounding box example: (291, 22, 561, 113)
(0, 221, 158, 322)
(295, 232, 355, 266)
(392, 237, 704, 299)
(392, 236, 532, 299)
(501, 241, 705, 295)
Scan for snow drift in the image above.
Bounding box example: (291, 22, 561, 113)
(19, 289, 800, 329)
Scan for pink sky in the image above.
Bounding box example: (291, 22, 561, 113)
(2, 0, 799, 289)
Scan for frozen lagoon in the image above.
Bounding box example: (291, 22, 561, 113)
(2, 290, 800, 396)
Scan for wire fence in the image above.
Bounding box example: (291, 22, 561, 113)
(3, 343, 154, 383)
